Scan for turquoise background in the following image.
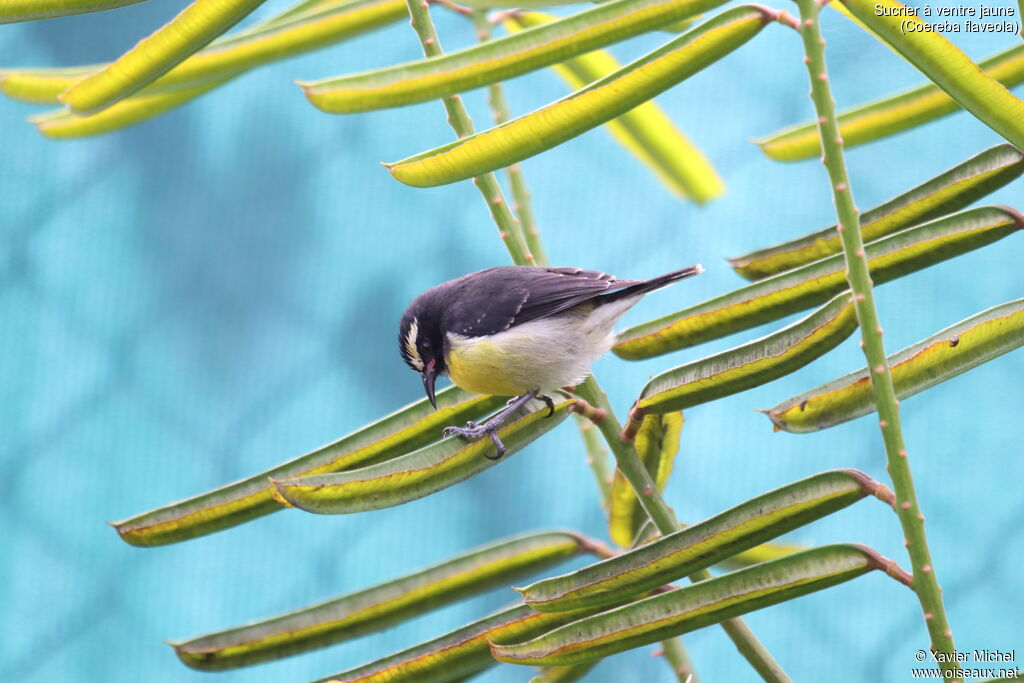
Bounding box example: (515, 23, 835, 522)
(2, 2, 1022, 681)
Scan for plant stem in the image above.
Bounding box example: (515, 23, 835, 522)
(462, 10, 701, 680)
(402, 0, 535, 266)
(469, 10, 550, 266)
(572, 421, 697, 682)
(574, 378, 791, 683)
(415, 6, 785, 679)
(795, 1, 959, 679)
(462, 10, 617, 514)
(577, 392, 701, 682)
(574, 380, 677, 529)
(662, 636, 700, 683)
(506, 164, 546, 261)
(576, 416, 614, 507)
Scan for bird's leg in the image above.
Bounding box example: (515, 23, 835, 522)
(442, 389, 540, 460)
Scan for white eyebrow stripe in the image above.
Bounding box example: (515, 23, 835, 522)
(405, 318, 424, 371)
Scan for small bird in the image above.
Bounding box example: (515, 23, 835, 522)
(398, 264, 703, 458)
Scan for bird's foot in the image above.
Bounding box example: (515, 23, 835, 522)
(538, 394, 555, 418)
(442, 422, 507, 459)
(442, 389, 542, 460)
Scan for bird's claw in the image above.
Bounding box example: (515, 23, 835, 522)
(442, 421, 477, 439)
(441, 388, 539, 460)
(538, 394, 555, 418)
(441, 422, 507, 459)
(485, 430, 506, 460)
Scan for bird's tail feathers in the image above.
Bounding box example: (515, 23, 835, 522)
(603, 264, 704, 302)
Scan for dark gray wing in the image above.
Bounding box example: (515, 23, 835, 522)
(445, 266, 636, 336)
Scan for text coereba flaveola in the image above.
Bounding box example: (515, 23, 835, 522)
(398, 264, 703, 458)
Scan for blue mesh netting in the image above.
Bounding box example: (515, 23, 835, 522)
(2, 2, 1022, 681)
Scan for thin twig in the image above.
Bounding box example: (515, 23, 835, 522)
(406, 3, 789, 678)
(793, 0, 959, 679)
(576, 416, 613, 507)
(569, 397, 607, 424)
(620, 402, 649, 443)
(429, 0, 471, 15)
(471, 10, 549, 266)
(574, 378, 791, 683)
(661, 636, 701, 683)
(467, 14, 694, 676)
(575, 533, 617, 560)
(402, 0, 535, 266)
(578, 400, 700, 681)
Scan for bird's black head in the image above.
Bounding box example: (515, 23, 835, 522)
(398, 295, 447, 409)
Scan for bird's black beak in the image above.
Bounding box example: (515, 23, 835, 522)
(422, 359, 438, 409)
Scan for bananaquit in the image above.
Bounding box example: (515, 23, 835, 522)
(398, 264, 703, 458)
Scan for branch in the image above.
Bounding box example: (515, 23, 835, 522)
(470, 9, 549, 266)
(793, 0, 960, 679)
(402, 0, 535, 266)
(406, 4, 789, 678)
(660, 632, 701, 682)
(466, 10, 697, 681)
(573, 378, 791, 683)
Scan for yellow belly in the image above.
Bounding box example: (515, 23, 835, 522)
(446, 339, 534, 397)
(444, 312, 611, 397)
